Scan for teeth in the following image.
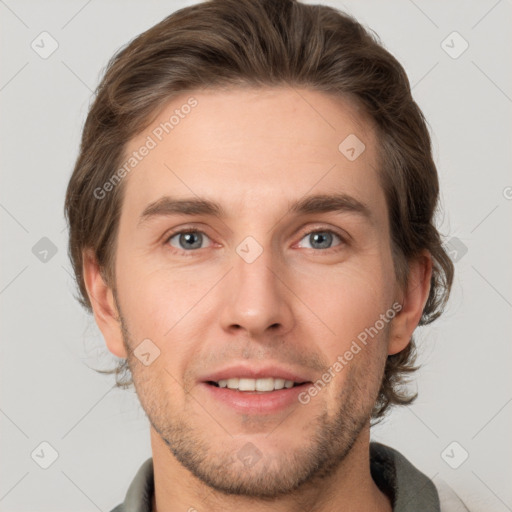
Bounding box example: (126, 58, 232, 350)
(239, 378, 255, 391)
(216, 377, 298, 392)
(274, 378, 285, 389)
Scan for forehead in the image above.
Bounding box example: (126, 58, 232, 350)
(120, 87, 384, 221)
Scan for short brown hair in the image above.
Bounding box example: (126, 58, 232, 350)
(64, 0, 454, 419)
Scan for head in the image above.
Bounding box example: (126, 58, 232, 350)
(65, 0, 453, 499)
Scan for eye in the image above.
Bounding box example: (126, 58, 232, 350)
(166, 229, 212, 251)
(296, 229, 344, 250)
(165, 227, 346, 254)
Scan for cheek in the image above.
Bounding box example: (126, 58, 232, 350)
(291, 256, 395, 346)
(115, 255, 221, 356)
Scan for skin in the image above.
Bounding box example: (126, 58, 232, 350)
(83, 87, 432, 512)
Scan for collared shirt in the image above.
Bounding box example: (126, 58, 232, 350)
(110, 442, 470, 512)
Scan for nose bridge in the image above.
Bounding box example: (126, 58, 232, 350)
(219, 235, 294, 336)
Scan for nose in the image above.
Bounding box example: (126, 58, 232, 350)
(219, 242, 295, 339)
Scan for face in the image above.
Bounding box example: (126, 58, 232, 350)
(92, 87, 413, 498)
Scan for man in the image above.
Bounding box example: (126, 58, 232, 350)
(64, 0, 468, 510)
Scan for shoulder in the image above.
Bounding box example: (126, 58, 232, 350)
(370, 442, 472, 512)
(371, 442, 439, 510)
(108, 457, 154, 512)
(433, 478, 471, 512)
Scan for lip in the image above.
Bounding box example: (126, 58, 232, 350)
(198, 363, 312, 384)
(199, 381, 311, 414)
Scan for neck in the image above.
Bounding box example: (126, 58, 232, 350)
(150, 427, 392, 512)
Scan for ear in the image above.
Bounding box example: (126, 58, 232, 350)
(388, 250, 433, 355)
(82, 249, 127, 358)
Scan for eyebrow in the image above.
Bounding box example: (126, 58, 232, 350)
(138, 193, 373, 227)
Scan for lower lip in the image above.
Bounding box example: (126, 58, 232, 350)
(199, 382, 310, 414)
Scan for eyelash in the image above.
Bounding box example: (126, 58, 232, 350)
(164, 226, 347, 256)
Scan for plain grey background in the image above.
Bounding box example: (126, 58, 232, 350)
(1, 0, 511, 511)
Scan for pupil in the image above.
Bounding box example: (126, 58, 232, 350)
(312, 232, 331, 249)
(181, 232, 202, 249)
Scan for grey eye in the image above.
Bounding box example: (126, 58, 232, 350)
(168, 231, 210, 250)
(298, 231, 342, 250)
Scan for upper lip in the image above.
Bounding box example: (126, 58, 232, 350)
(199, 363, 313, 384)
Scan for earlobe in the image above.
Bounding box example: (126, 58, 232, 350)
(388, 250, 433, 355)
(82, 249, 127, 358)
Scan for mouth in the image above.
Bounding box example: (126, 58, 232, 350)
(205, 377, 307, 393)
(200, 378, 312, 414)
